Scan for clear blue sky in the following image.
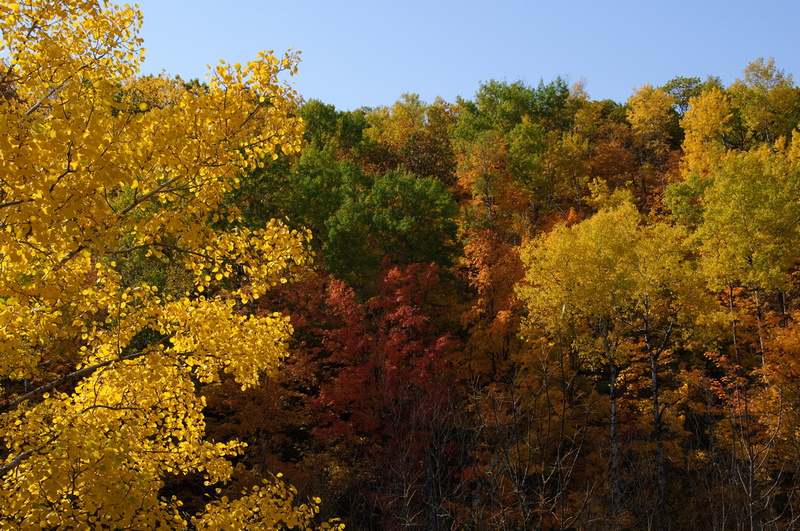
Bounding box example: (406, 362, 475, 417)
(134, 0, 800, 110)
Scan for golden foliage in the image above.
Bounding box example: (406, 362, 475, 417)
(680, 87, 732, 178)
(0, 1, 331, 528)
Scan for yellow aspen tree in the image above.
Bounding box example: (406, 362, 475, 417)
(679, 87, 733, 179)
(729, 57, 798, 151)
(544, 130, 590, 213)
(364, 93, 456, 182)
(628, 85, 674, 146)
(627, 84, 675, 196)
(366, 93, 428, 147)
(0, 1, 340, 529)
(695, 146, 800, 294)
(518, 204, 642, 520)
(518, 201, 703, 522)
(627, 85, 675, 149)
(691, 145, 800, 370)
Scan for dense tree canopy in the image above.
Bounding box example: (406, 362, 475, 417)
(4, 3, 800, 530)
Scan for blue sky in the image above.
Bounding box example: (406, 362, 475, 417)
(134, 0, 800, 110)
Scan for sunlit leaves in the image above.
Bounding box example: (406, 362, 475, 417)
(679, 87, 732, 178)
(728, 57, 799, 149)
(518, 201, 696, 364)
(0, 1, 326, 528)
(690, 146, 800, 292)
(194, 476, 342, 531)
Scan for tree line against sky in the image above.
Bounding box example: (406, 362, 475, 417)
(2, 1, 800, 529)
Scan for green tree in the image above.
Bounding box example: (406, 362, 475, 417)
(324, 170, 459, 286)
(506, 118, 548, 230)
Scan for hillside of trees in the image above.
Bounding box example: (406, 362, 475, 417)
(3, 2, 800, 530)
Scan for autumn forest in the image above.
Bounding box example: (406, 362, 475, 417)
(3, 2, 800, 530)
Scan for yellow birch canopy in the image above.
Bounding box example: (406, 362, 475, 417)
(0, 1, 338, 528)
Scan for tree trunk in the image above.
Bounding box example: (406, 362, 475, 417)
(642, 297, 672, 515)
(599, 318, 622, 518)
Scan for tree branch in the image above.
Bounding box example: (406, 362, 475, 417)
(1, 350, 147, 412)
